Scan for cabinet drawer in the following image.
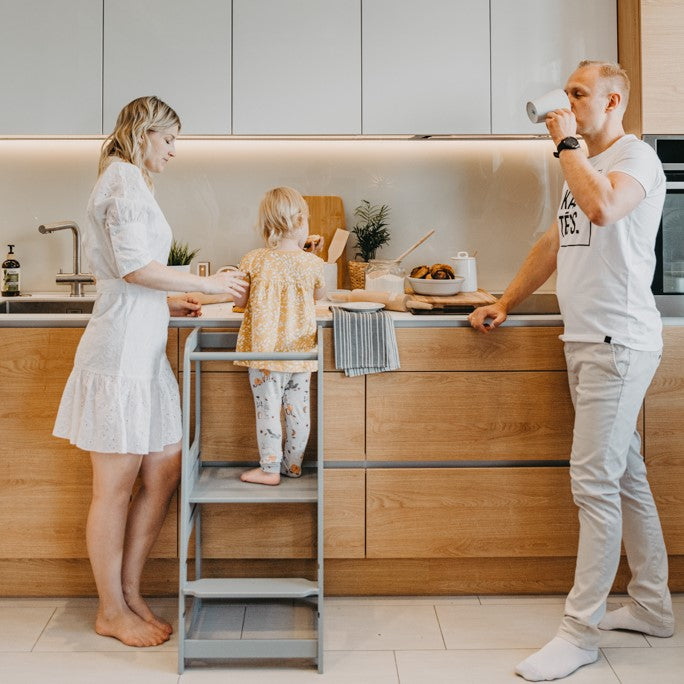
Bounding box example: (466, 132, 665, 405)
(644, 328, 684, 467)
(183, 370, 364, 461)
(195, 469, 364, 559)
(367, 371, 574, 461)
(366, 467, 578, 558)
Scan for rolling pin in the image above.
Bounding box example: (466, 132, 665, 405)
(334, 289, 431, 311)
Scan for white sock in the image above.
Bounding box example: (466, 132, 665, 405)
(515, 637, 598, 681)
(599, 605, 674, 638)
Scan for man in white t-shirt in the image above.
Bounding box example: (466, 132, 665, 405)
(469, 61, 674, 681)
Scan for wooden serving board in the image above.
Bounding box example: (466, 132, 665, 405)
(407, 289, 498, 308)
(303, 195, 347, 288)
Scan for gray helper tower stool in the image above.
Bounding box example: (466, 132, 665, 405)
(178, 327, 325, 673)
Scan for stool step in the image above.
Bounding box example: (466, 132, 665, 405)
(189, 466, 317, 503)
(184, 577, 319, 599)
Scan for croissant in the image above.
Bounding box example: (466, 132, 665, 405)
(430, 263, 455, 280)
(410, 265, 430, 278)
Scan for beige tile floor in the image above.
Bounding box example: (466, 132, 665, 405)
(0, 594, 682, 683)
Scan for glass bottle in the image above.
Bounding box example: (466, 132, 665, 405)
(1, 244, 21, 297)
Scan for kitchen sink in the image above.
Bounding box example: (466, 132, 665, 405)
(2, 300, 95, 314)
(490, 292, 561, 315)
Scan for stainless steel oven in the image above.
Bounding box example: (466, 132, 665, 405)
(644, 135, 684, 315)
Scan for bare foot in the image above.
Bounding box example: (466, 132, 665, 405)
(95, 607, 169, 647)
(124, 592, 173, 635)
(240, 467, 281, 485)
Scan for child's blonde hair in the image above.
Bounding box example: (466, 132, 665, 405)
(258, 187, 309, 248)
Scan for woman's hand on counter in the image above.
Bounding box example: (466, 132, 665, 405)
(167, 294, 202, 317)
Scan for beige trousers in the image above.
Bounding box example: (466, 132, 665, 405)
(557, 341, 674, 649)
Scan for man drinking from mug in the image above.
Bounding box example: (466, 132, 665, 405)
(469, 60, 674, 681)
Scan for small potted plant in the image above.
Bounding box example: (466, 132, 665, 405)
(348, 200, 391, 289)
(167, 239, 200, 272)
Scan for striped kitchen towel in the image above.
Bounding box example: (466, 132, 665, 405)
(331, 307, 400, 377)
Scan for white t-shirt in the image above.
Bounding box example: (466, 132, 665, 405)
(556, 134, 665, 351)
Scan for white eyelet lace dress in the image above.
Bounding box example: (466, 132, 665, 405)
(53, 161, 182, 455)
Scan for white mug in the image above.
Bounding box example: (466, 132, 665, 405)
(450, 251, 478, 292)
(526, 88, 570, 123)
(216, 265, 238, 274)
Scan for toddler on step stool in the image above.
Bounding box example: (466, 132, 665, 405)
(233, 187, 326, 485)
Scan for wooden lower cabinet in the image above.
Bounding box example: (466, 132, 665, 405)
(0, 328, 179, 564)
(366, 467, 578, 558)
(185, 370, 364, 461)
(2, 324, 684, 595)
(367, 371, 574, 461)
(190, 468, 365, 560)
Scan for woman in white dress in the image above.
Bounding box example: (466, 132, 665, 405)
(53, 96, 247, 647)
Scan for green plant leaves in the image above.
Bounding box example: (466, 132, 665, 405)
(351, 200, 390, 262)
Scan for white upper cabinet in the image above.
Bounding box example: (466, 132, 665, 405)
(491, 0, 617, 135)
(362, 0, 490, 135)
(103, 0, 231, 135)
(0, 0, 101, 135)
(232, 0, 361, 135)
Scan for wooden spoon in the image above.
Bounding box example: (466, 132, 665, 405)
(391, 229, 435, 264)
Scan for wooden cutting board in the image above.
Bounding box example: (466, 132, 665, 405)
(303, 195, 347, 288)
(408, 289, 498, 308)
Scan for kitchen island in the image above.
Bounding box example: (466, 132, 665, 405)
(1, 304, 683, 596)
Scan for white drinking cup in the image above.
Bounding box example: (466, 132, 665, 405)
(526, 89, 571, 123)
(450, 251, 478, 292)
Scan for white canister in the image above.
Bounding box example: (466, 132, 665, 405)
(450, 251, 478, 292)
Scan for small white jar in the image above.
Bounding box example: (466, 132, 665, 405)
(450, 251, 478, 292)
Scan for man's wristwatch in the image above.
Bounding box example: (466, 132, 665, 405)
(553, 136, 581, 158)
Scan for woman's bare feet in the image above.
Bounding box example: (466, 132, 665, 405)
(95, 607, 169, 647)
(240, 467, 281, 485)
(124, 591, 173, 635)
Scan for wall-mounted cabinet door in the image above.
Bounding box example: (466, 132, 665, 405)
(491, 0, 617, 134)
(641, 0, 684, 134)
(0, 0, 102, 134)
(362, 0, 490, 135)
(103, 0, 231, 134)
(232, 0, 361, 135)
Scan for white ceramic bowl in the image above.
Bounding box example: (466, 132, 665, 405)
(407, 275, 464, 296)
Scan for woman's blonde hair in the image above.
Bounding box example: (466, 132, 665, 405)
(98, 96, 180, 187)
(258, 187, 309, 248)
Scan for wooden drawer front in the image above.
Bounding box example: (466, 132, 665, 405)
(647, 464, 684, 555)
(366, 467, 578, 558)
(324, 326, 566, 372)
(183, 371, 364, 461)
(324, 469, 365, 558)
(367, 371, 574, 461)
(195, 469, 364, 559)
(644, 328, 684, 467)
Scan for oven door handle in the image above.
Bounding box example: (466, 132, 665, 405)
(666, 182, 684, 189)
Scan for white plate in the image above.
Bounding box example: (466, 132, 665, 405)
(336, 301, 385, 312)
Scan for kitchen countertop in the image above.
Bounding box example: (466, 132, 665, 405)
(2, 295, 683, 327)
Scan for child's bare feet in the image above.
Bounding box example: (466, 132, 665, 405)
(95, 607, 169, 647)
(240, 467, 281, 485)
(124, 591, 173, 634)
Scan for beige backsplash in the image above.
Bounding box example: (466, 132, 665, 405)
(0, 139, 562, 293)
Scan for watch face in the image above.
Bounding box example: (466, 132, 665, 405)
(563, 137, 580, 149)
